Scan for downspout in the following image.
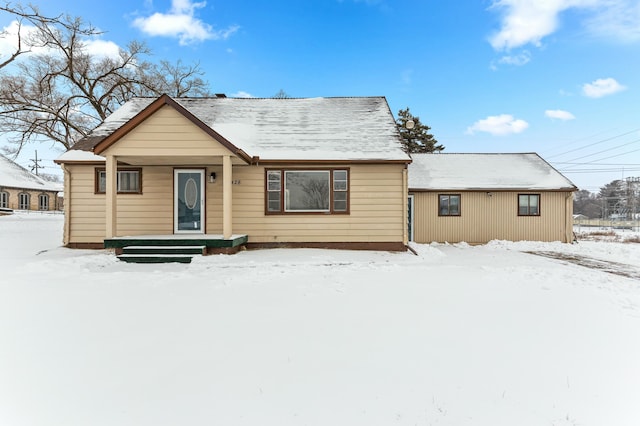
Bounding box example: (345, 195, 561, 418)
(565, 192, 573, 243)
(402, 165, 408, 245)
(61, 164, 71, 246)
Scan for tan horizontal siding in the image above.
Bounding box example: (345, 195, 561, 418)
(116, 166, 173, 236)
(230, 164, 405, 243)
(66, 162, 406, 245)
(66, 165, 175, 243)
(66, 164, 105, 243)
(102, 106, 235, 157)
(411, 191, 573, 244)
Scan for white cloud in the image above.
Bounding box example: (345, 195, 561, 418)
(1, 21, 121, 61)
(466, 114, 529, 136)
(231, 91, 254, 98)
(132, 0, 239, 45)
(582, 77, 627, 98)
(489, 0, 640, 50)
(584, 0, 640, 42)
(491, 50, 531, 69)
(488, 0, 599, 50)
(498, 50, 531, 66)
(0, 20, 43, 58)
(83, 39, 121, 59)
(545, 109, 576, 120)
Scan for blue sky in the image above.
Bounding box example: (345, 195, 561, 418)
(1, 0, 639, 191)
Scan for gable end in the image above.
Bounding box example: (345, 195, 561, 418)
(93, 94, 253, 163)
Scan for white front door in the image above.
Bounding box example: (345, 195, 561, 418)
(174, 169, 205, 233)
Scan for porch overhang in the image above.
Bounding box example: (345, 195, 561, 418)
(103, 152, 238, 240)
(113, 154, 251, 167)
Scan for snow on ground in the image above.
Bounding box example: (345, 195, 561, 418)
(1, 212, 639, 426)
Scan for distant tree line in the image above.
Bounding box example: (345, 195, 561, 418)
(574, 178, 640, 219)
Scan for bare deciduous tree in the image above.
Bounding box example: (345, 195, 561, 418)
(0, 3, 211, 153)
(0, 2, 97, 69)
(151, 60, 211, 98)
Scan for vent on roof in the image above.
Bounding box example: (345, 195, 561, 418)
(215, 93, 227, 98)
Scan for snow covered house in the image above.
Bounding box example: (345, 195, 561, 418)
(0, 154, 62, 212)
(54, 94, 412, 253)
(408, 153, 577, 244)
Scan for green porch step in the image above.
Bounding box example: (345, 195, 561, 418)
(117, 245, 207, 263)
(122, 245, 206, 255)
(117, 254, 194, 264)
(105, 235, 249, 250)
(106, 235, 249, 263)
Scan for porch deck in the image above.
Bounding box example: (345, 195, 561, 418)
(104, 234, 249, 257)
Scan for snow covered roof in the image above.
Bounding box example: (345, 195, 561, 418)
(408, 153, 576, 191)
(58, 96, 410, 163)
(0, 155, 63, 192)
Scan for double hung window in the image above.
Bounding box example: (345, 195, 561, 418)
(439, 194, 461, 216)
(518, 194, 540, 216)
(18, 193, 30, 210)
(96, 168, 142, 194)
(0, 191, 7, 208)
(38, 194, 49, 210)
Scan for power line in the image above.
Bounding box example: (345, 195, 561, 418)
(553, 162, 640, 166)
(560, 168, 640, 174)
(545, 128, 640, 160)
(569, 146, 640, 165)
(559, 138, 640, 168)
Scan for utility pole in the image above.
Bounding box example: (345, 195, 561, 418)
(30, 150, 44, 176)
(626, 177, 640, 220)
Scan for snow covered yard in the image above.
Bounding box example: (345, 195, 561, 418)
(1, 213, 639, 426)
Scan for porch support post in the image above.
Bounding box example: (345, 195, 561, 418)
(222, 155, 232, 239)
(105, 154, 117, 239)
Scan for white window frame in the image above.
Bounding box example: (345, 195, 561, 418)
(18, 192, 30, 210)
(38, 193, 49, 210)
(0, 191, 8, 208)
(266, 170, 282, 213)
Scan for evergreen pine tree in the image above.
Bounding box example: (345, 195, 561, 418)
(396, 107, 444, 154)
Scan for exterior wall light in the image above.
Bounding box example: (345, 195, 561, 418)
(209, 172, 217, 183)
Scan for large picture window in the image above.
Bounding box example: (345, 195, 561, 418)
(266, 169, 349, 214)
(439, 194, 461, 216)
(518, 194, 540, 216)
(96, 168, 142, 194)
